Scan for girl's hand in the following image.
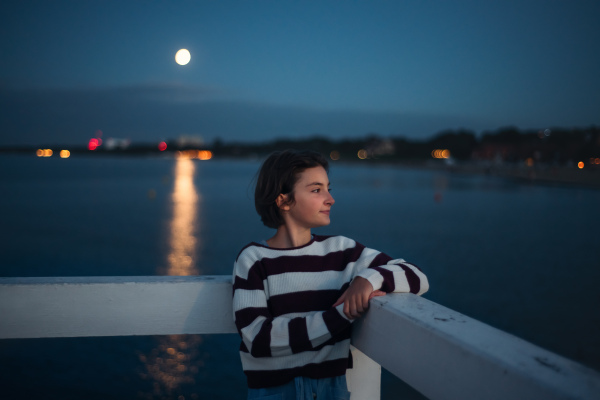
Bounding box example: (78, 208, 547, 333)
(333, 277, 385, 320)
(369, 290, 386, 299)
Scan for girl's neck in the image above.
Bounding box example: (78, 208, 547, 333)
(267, 225, 312, 249)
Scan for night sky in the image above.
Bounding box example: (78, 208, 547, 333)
(1, 0, 599, 146)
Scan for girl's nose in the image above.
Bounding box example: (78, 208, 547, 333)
(326, 192, 335, 205)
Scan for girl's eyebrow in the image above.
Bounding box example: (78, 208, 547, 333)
(305, 182, 331, 187)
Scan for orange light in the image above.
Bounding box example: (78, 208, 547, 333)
(432, 149, 449, 159)
(526, 158, 534, 167)
(595, 158, 600, 165)
(36, 149, 44, 157)
(578, 161, 584, 169)
(176, 149, 212, 160)
(198, 150, 212, 160)
(43, 149, 53, 157)
(357, 149, 367, 159)
(158, 141, 167, 151)
(60, 150, 70, 158)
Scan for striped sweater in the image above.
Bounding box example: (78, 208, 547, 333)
(232, 234, 429, 389)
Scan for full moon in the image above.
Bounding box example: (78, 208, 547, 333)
(175, 49, 191, 65)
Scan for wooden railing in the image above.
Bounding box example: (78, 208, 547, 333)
(1, 276, 599, 399)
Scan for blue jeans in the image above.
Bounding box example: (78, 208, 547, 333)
(247, 375, 351, 400)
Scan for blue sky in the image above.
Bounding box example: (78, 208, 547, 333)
(1, 0, 599, 146)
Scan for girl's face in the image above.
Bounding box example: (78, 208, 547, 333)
(278, 166, 335, 230)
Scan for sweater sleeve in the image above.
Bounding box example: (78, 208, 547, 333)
(232, 252, 353, 358)
(351, 243, 429, 295)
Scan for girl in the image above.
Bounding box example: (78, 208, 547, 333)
(232, 149, 429, 399)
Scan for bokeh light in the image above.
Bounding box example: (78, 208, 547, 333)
(197, 150, 212, 160)
(330, 150, 340, 161)
(59, 150, 70, 158)
(175, 150, 213, 160)
(431, 149, 451, 159)
(88, 138, 99, 151)
(35, 149, 54, 157)
(357, 149, 367, 159)
(158, 142, 167, 151)
(578, 161, 584, 169)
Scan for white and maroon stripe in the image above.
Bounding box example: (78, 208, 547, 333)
(232, 234, 429, 388)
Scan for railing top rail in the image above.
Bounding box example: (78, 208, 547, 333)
(2, 275, 599, 400)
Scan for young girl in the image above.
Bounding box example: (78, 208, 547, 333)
(232, 149, 429, 400)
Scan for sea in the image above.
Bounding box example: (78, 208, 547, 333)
(0, 154, 599, 400)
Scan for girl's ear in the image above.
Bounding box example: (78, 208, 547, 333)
(276, 193, 291, 211)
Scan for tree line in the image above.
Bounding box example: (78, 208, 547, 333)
(211, 126, 600, 165)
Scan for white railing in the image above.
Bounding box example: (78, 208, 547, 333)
(1, 276, 599, 400)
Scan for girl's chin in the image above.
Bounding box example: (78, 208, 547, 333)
(318, 218, 331, 226)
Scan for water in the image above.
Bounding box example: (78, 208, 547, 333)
(1, 154, 599, 399)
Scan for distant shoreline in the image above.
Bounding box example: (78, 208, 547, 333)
(2, 149, 598, 189)
(425, 162, 600, 189)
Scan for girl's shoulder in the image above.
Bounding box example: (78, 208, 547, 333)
(234, 241, 268, 263)
(312, 234, 359, 249)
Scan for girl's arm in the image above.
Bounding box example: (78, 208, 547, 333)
(335, 241, 429, 319)
(351, 245, 429, 295)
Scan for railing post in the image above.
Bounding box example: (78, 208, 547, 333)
(347, 346, 381, 400)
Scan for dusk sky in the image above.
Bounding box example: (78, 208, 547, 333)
(1, 0, 599, 146)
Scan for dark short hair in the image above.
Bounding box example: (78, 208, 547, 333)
(255, 149, 329, 229)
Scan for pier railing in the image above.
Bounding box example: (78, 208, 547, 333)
(1, 275, 599, 399)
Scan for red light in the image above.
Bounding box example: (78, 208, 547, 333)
(158, 141, 167, 151)
(88, 138, 99, 151)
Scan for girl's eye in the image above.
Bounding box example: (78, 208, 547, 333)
(312, 189, 320, 193)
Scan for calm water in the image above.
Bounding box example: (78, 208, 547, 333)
(1, 154, 599, 399)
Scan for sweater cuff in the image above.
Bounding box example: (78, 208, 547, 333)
(322, 304, 353, 331)
(356, 268, 384, 292)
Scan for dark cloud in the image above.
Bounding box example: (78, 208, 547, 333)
(0, 83, 488, 146)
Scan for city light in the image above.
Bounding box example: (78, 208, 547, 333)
(59, 150, 70, 158)
(36, 149, 53, 157)
(578, 161, 584, 169)
(175, 150, 213, 160)
(431, 149, 451, 159)
(88, 138, 99, 150)
(158, 142, 167, 151)
(357, 149, 368, 159)
(198, 150, 212, 160)
(330, 150, 340, 161)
